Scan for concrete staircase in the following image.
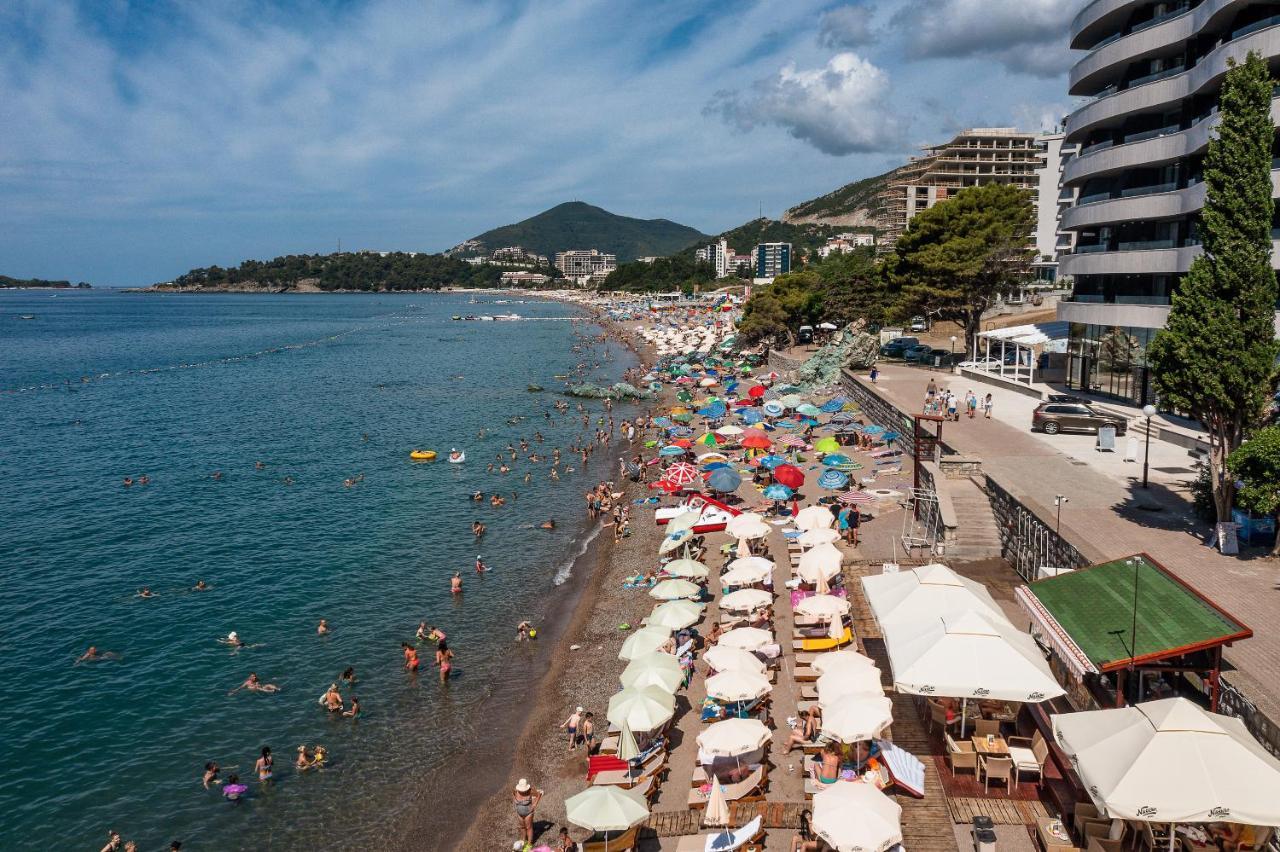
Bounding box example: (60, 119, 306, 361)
(945, 476, 1004, 561)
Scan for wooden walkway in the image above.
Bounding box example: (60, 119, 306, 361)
(946, 796, 1050, 825)
(643, 802, 806, 837)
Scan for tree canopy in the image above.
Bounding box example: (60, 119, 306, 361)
(166, 252, 505, 291)
(601, 255, 718, 293)
(737, 246, 887, 346)
(1146, 52, 1280, 523)
(884, 182, 1036, 354)
(1227, 426, 1280, 554)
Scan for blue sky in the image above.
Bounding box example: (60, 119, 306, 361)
(0, 0, 1087, 285)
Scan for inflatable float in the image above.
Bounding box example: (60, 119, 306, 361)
(409, 450, 437, 461)
(448, 449, 466, 464)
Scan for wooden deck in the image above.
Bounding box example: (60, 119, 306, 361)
(643, 802, 806, 837)
(946, 796, 1050, 825)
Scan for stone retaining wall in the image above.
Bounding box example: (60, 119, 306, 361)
(983, 475, 1092, 581)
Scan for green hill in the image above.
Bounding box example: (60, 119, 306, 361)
(1, 274, 91, 289)
(454, 201, 708, 262)
(783, 168, 895, 225)
(156, 252, 503, 292)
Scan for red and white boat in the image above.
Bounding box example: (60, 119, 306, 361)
(654, 494, 741, 533)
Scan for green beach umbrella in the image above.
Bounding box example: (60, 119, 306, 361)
(671, 412, 694, 423)
(676, 390, 694, 403)
(813, 437, 841, 454)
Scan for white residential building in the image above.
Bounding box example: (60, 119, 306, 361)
(695, 239, 733, 278)
(499, 271, 550, 287)
(818, 232, 875, 258)
(554, 249, 617, 277)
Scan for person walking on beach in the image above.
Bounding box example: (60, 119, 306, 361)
(435, 640, 453, 683)
(560, 706, 583, 751)
(965, 390, 978, 419)
(581, 712, 595, 752)
(512, 779, 543, 850)
(983, 393, 993, 419)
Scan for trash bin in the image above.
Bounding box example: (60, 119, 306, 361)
(972, 815, 997, 852)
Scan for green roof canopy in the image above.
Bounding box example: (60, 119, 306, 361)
(1019, 554, 1250, 673)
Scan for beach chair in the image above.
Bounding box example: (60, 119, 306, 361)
(687, 765, 766, 808)
(591, 750, 666, 787)
(878, 739, 926, 798)
(945, 734, 978, 777)
(672, 815, 764, 852)
(978, 755, 1013, 794)
(1007, 731, 1049, 786)
(792, 627, 853, 652)
(580, 825, 640, 852)
(793, 665, 819, 682)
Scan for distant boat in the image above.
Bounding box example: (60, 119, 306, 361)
(19, 314, 35, 320)
(494, 313, 521, 321)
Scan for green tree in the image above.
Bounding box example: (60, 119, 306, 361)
(1146, 52, 1280, 523)
(737, 274, 824, 346)
(809, 248, 890, 328)
(1227, 426, 1280, 555)
(885, 182, 1036, 354)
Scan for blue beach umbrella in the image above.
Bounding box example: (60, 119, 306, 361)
(862, 425, 885, 436)
(763, 484, 793, 501)
(820, 398, 847, 413)
(671, 426, 695, 438)
(756, 455, 787, 469)
(707, 468, 743, 493)
(659, 445, 686, 457)
(762, 401, 785, 417)
(818, 469, 850, 490)
(701, 461, 731, 471)
(822, 454, 853, 468)
(652, 417, 674, 428)
(796, 403, 822, 417)
(740, 409, 764, 426)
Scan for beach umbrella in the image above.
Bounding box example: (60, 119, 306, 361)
(819, 695, 894, 743)
(771, 464, 804, 489)
(706, 669, 772, 703)
(861, 424, 885, 436)
(860, 563, 1007, 634)
(672, 412, 694, 423)
(718, 626, 774, 652)
(721, 563, 774, 588)
(740, 408, 764, 425)
(565, 785, 650, 834)
(755, 454, 787, 469)
(724, 513, 771, 540)
(606, 686, 676, 733)
(820, 398, 846, 413)
(662, 462, 700, 487)
(816, 667, 884, 702)
(666, 511, 702, 535)
(762, 400, 785, 417)
(699, 378, 717, 387)
(649, 599, 704, 630)
(621, 652, 684, 693)
(818, 469, 850, 490)
(716, 424, 744, 437)
(703, 645, 767, 676)
(812, 783, 902, 852)
(794, 505, 836, 530)
(719, 587, 773, 612)
(652, 416, 674, 428)
(697, 718, 771, 758)
(695, 432, 720, 447)
(821, 453, 852, 467)
(812, 650, 880, 678)
(829, 412, 857, 425)
(747, 384, 766, 398)
(705, 776, 731, 828)
(696, 452, 728, 464)
(650, 578, 702, 601)
(797, 527, 841, 547)
(675, 390, 694, 403)
(658, 530, 693, 554)
(779, 394, 806, 409)
(662, 558, 709, 580)
(618, 626, 673, 661)
(740, 430, 771, 449)
(795, 594, 851, 618)
(796, 403, 822, 417)
(671, 438, 694, 449)
(776, 435, 807, 449)
(797, 545, 843, 583)
(762, 484, 793, 501)
(707, 468, 742, 493)
(658, 445, 686, 457)
(836, 490, 875, 505)
(616, 720, 640, 762)
(813, 436, 842, 454)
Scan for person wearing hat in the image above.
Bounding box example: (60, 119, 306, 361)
(559, 707, 583, 751)
(512, 779, 543, 850)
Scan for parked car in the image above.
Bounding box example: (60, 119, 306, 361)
(797, 325, 814, 344)
(879, 337, 919, 357)
(903, 344, 936, 362)
(909, 315, 929, 332)
(1032, 402, 1129, 436)
(957, 357, 1003, 370)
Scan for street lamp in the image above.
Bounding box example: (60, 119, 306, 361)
(1054, 494, 1069, 533)
(949, 335, 957, 371)
(1141, 404, 1157, 489)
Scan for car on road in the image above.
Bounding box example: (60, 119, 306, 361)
(957, 357, 1003, 370)
(903, 344, 936, 362)
(878, 337, 919, 358)
(1031, 402, 1129, 436)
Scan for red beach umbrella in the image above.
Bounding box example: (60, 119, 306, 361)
(740, 431, 772, 450)
(663, 462, 701, 487)
(771, 464, 805, 489)
(671, 438, 694, 448)
(747, 385, 767, 399)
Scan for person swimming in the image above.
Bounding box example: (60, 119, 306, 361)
(472, 520, 486, 537)
(317, 619, 329, 636)
(75, 646, 120, 664)
(318, 683, 343, 713)
(137, 587, 154, 599)
(343, 696, 361, 718)
(192, 580, 208, 591)
(474, 556, 487, 574)
(254, 746, 273, 782)
(229, 673, 280, 695)
(471, 491, 484, 501)
(539, 519, 556, 530)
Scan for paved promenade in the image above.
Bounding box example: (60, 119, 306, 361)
(853, 363, 1280, 721)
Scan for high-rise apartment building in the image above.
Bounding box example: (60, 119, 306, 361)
(554, 249, 617, 278)
(754, 243, 792, 279)
(1057, 0, 1280, 404)
(695, 239, 731, 278)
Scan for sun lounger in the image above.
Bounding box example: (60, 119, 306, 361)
(591, 750, 666, 787)
(673, 815, 765, 852)
(587, 753, 629, 779)
(580, 824, 640, 852)
(878, 739, 926, 798)
(793, 665, 819, 682)
(687, 765, 766, 808)
(792, 628, 853, 652)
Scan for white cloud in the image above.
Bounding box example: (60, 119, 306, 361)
(706, 52, 904, 156)
(893, 0, 1086, 77)
(818, 4, 876, 49)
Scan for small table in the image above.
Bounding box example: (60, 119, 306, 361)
(972, 735, 1009, 756)
(1036, 816, 1076, 852)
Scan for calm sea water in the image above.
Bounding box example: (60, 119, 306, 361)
(0, 289, 636, 849)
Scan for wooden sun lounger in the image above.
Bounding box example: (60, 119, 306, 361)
(591, 751, 666, 787)
(793, 665, 819, 682)
(672, 815, 765, 852)
(581, 825, 640, 852)
(687, 765, 766, 809)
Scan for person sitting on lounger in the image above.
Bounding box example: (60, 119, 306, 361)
(815, 743, 840, 783)
(791, 809, 821, 852)
(785, 708, 820, 753)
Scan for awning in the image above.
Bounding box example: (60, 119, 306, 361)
(977, 321, 1069, 346)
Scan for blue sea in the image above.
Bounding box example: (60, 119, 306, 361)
(0, 289, 637, 850)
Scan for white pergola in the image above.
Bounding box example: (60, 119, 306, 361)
(972, 321, 1069, 386)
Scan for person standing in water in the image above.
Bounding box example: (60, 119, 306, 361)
(254, 746, 273, 783)
(402, 642, 420, 673)
(435, 640, 454, 683)
(451, 573, 463, 594)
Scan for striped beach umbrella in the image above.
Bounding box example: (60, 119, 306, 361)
(662, 462, 701, 487)
(777, 435, 807, 449)
(818, 469, 850, 490)
(796, 403, 822, 417)
(836, 490, 876, 505)
(820, 398, 847, 413)
(762, 401, 785, 417)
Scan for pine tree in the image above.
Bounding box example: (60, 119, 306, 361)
(1146, 52, 1280, 523)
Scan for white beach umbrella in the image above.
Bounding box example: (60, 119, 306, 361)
(650, 578, 702, 601)
(816, 667, 884, 701)
(658, 533, 691, 555)
(797, 527, 841, 547)
(703, 645, 767, 676)
(606, 686, 676, 733)
(706, 669, 772, 703)
(884, 610, 1064, 711)
(1053, 697, 1280, 826)
(705, 777, 731, 827)
(861, 562, 1008, 633)
(663, 558, 709, 580)
(718, 626, 774, 652)
(618, 626, 673, 661)
(811, 649, 879, 678)
(721, 557, 774, 587)
(565, 785, 650, 833)
(696, 717, 772, 757)
(725, 513, 771, 540)
(795, 594, 850, 618)
(616, 720, 640, 762)
(719, 588, 773, 612)
(620, 652, 684, 693)
(725, 555, 775, 576)
(715, 425, 745, 437)
(820, 694, 894, 743)
(666, 511, 703, 535)
(648, 599, 704, 630)
(794, 505, 836, 531)
(812, 780, 903, 852)
(797, 545, 843, 583)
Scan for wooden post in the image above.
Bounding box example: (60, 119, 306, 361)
(1210, 646, 1223, 712)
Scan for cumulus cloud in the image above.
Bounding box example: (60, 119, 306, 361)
(892, 0, 1086, 77)
(705, 52, 904, 156)
(818, 3, 876, 49)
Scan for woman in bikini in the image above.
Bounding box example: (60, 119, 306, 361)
(435, 640, 454, 683)
(254, 746, 273, 783)
(402, 643, 419, 673)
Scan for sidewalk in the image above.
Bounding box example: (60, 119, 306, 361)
(855, 363, 1280, 722)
